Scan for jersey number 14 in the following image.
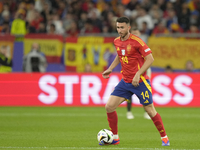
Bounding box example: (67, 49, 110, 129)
(121, 56, 128, 64)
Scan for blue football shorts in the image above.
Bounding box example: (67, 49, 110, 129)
(111, 79, 153, 105)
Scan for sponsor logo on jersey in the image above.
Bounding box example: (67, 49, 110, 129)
(121, 49, 125, 55)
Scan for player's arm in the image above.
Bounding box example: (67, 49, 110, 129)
(132, 53, 154, 86)
(102, 55, 120, 79)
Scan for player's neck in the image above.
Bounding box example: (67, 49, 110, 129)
(121, 32, 130, 41)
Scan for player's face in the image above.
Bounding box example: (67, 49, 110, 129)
(116, 22, 130, 38)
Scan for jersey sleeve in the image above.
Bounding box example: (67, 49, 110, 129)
(138, 42, 152, 57)
(130, 35, 152, 57)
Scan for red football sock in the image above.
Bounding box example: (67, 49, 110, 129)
(151, 113, 167, 137)
(107, 111, 118, 135)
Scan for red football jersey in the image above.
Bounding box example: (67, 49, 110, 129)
(114, 33, 152, 83)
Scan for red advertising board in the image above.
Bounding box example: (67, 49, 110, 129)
(0, 73, 199, 107)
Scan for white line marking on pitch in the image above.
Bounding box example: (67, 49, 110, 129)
(0, 147, 200, 150)
(0, 113, 200, 119)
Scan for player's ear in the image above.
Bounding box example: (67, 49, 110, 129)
(128, 25, 131, 30)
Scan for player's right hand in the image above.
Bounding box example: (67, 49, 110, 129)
(132, 72, 140, 87)
(102, 69, 112, 79)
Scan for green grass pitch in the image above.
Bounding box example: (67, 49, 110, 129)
(0, 107, 200, 150)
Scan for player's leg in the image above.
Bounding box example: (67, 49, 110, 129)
(105, 95, 125, 113)
(105, 95, 125, 145)
(126, 98, 134, 119)
(135, 79, 170, 146)
(101, 79, 132, 145)
(144, 68, 152, 119)
(143, 110, 151, 119)
(143, 104, 170, 146)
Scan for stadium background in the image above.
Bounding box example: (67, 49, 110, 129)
(0, 1, 200, 149)
(0, 0, 200, 107)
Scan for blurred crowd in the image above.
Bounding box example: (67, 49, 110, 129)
(0, 0, 200, 36)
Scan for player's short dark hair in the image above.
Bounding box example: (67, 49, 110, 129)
(116, 17, 130, 24)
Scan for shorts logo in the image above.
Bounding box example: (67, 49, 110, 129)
(144, 100, 149, 103)
(121, 49, 125, 55)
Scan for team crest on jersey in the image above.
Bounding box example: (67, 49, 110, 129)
(127, 44, 131, 54)
(121, 49, 125, 55)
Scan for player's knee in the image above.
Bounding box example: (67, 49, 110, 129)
(144, 104, 157, 117)
(105, 103, 115, 113)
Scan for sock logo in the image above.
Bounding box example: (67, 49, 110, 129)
(159, 130, 164, 133)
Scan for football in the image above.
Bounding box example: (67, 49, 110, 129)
(97, 129, 114, 145)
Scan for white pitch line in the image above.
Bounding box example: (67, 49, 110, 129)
(0, 113, 117, 117)
(0, 113, 200, 118)
(0, 147, 199, 150)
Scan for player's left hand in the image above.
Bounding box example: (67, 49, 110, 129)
(132, 73, 140, 87)
(102, 69, 112, 79)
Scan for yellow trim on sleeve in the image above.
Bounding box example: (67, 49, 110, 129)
(131, 36, 145, 46)
(114, 37, 120, 41)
